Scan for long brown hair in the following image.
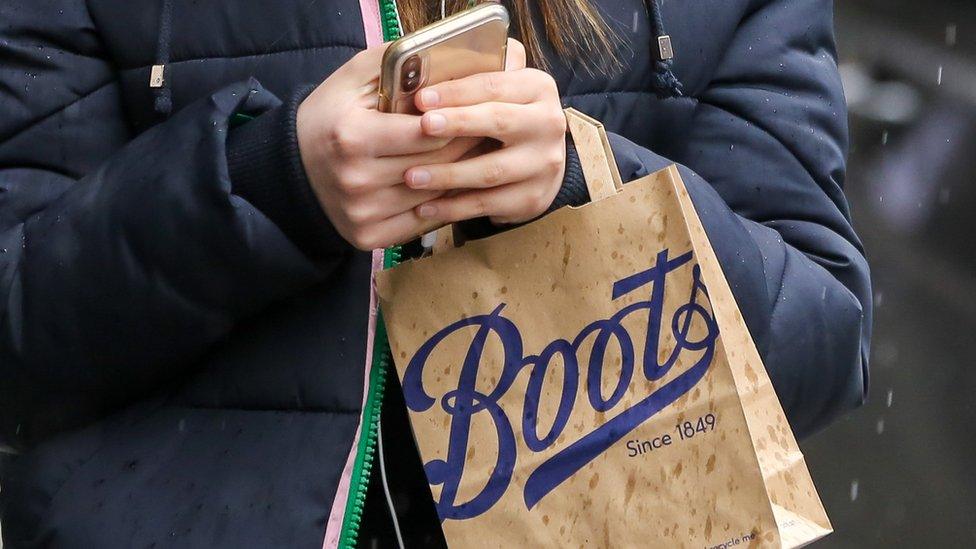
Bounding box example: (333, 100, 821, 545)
(396, 0, 621, 73)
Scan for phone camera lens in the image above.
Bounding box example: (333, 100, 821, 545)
(401, 55, 422, 93)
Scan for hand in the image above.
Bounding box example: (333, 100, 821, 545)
(297, 46, 479, 250)
(404, 51, 567, 225)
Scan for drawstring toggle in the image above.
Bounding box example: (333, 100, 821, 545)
(149, 65, 166, 88)
(656, 35, 674, 61)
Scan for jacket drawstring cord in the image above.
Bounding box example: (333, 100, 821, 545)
(150, 0, 174, 117)
(646, 0, 683, 98)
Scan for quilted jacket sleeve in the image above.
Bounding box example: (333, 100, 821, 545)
(0, 2, 338, 444)
(602, 0, 870, 437)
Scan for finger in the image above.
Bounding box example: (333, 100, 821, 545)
(359, 112, 453, 157)
(348, 137, 481, 192)
(404, 147, 539, 191)
(420, 102, 535, 141)
(348, 184, 445, 224)
(416, 178, 559, 225)
(353, 208, 444, 250)
(415, 70, 546, 111)
(505, 38, 527, 71)
(326, 110, 466, 165)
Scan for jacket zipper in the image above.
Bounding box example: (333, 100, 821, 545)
(338, 7, 403, 546)
(338, 248, 402, 548)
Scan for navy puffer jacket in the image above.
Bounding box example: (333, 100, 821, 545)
(0, 0, 870, 547)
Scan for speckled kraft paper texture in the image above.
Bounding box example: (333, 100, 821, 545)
(376, 116, 831, 548)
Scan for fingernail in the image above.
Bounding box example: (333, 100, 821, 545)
(408, 169, 431, 188)
(425, 113, 447, 134)
(418, 204, 438, 218)
(420, 89, 439, 108)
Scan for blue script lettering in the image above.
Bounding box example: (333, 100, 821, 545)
(401, 249, 719, 521)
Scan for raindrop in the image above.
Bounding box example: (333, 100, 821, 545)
(886, 389, 894, 408)
(939, 187, 951, 204)
(946, 24, 957, 47)
(937, 65, 943, 86)
(178, 419, 186, 432)
(874, 291, 883, 308)
(849, 479, 859, 502)
(881, 130, 888, 145)
(875, 418, 885, 434)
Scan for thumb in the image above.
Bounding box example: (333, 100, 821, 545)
(505, 38, 527, 71)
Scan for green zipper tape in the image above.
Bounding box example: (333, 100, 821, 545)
(338, 4, 404, 546)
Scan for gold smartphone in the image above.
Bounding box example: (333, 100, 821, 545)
(378, 3, 510, 114)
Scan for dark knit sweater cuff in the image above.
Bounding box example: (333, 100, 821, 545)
(226, 86, 349, 261)
(547, 136, 591, 212)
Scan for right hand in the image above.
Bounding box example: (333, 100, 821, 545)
(297, 46, 479, 250)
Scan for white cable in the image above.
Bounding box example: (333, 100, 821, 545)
(420, 231, 438, 250)
(377, 418, 406, 549)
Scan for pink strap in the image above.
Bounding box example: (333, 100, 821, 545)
(359, 0, 385, 47)
(322, 5, 386, 547)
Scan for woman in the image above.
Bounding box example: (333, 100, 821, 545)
(0, 0, 870, 547)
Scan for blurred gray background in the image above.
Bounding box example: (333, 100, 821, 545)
(803, 1, 976, 546)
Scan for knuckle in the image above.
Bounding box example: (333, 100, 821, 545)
(491, 106, 511, 135)
(343, 200, 369, 224)
(336, 167, 368, 194)
(483, 72, 502, 98)
(483, 160, 506, 186)
(346, 227, 369, 250)
(546, 148, 566, 174)
(546, 108, 567, 135)
(530, 68, 560, 96)
(530, 184, 552, 213)
(526, 68, 548, 84)
(439, 165, 455, 187)
(473, 194, 490, 218)
(331, 125, 365, 158)
(450, 109, 469, 133)
(348, 226, 380, 250)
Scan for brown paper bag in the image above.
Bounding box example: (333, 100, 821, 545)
(376, 109, 832, 548)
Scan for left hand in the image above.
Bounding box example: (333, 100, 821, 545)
(403, 57, 567, 225)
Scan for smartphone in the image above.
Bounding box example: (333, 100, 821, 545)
(378, 3, 510, 114)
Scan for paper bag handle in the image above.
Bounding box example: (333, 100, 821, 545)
(563, 108, 622, 201)
(430, 108, 622, 253)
